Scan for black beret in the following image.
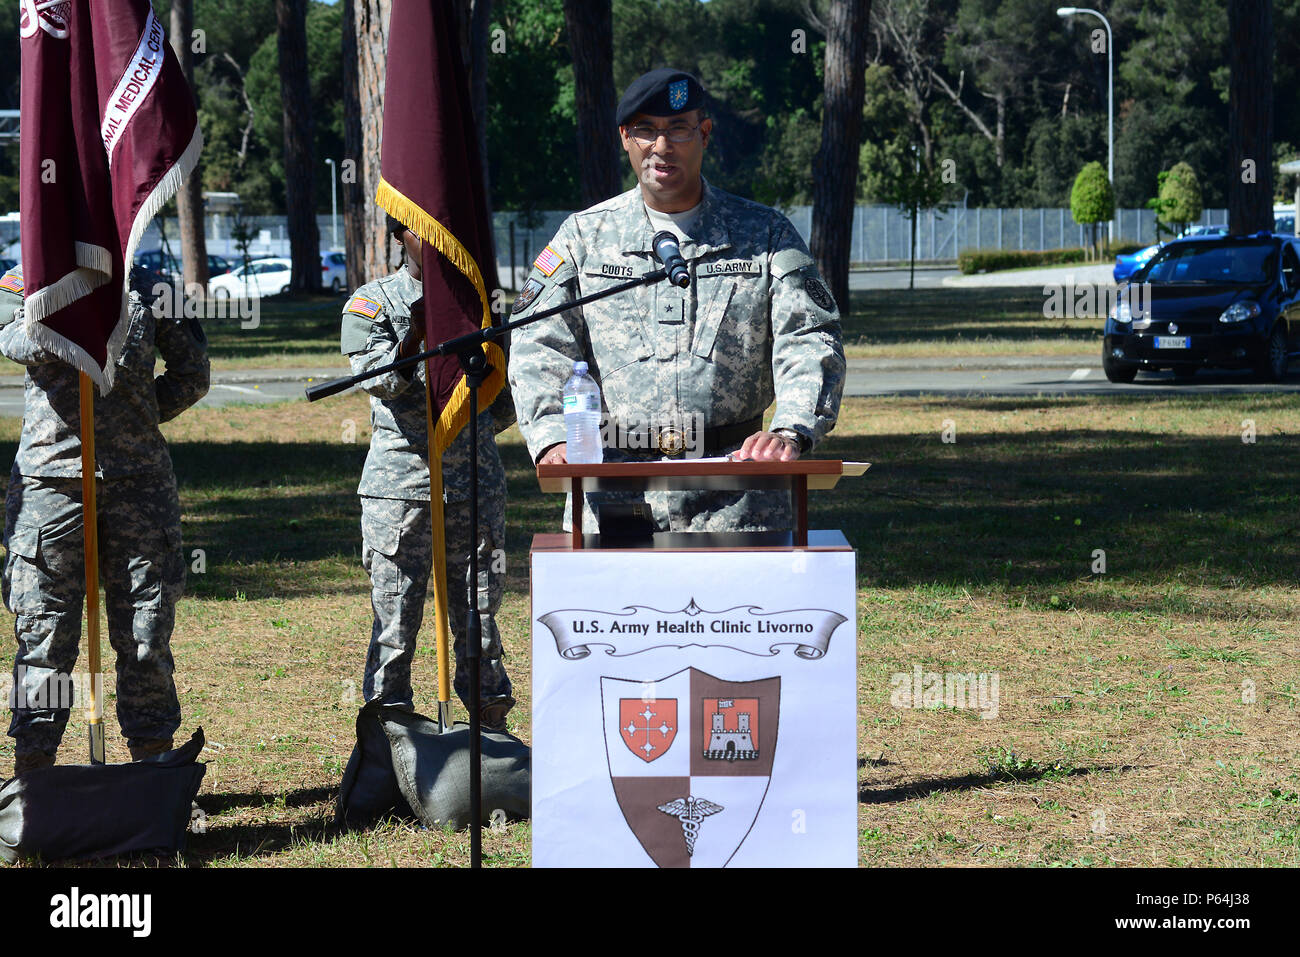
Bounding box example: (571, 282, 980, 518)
(386, 214, 407, 238)
(616, 69, 705, 127)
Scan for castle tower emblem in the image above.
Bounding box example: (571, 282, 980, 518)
(703, 697, 759, 761)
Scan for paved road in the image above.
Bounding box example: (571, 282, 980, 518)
(843, 359, 1300, 396)
(849, 266, 958, 290)
(0, 368, 348, 418)
(5, 357, 1294, 419)
(940, 263, 1115, 288)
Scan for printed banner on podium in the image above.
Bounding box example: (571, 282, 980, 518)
(531, 543, 857, 867)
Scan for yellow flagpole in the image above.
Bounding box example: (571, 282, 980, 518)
(425, 370, 454, 731)
(79, 373, 105, 764)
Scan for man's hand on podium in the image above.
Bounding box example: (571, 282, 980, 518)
(538, 442, 568, 465)
(538, 432, 800, 464)
(734, 430, 801, 462)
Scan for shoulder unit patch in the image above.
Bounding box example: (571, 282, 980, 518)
(805, 276, 835, 311)
(512, 277, 545, 315)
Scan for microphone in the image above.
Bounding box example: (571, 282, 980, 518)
(651, 230, 691, 289)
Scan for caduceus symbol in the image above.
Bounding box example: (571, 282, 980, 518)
(19, 0, 72, 40)
(657, 795, 724, 857)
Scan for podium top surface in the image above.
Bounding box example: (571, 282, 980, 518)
(536, 459, 868, 494)
(531, 529, 853, 553)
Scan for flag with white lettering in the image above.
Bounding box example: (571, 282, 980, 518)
(19, 0, 202, 389)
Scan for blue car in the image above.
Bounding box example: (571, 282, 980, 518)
(1113, 242, 1162, 282)
(1103, 233, 1300, 383)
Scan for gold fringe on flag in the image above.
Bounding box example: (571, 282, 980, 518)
(375, 177, 505, 458)
(376, 177, 507, 719)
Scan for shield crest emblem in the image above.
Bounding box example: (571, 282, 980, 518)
(618, 698, 678, 762)
(602, 668, 780, 867)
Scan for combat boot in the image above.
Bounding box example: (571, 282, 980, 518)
(480, 695, 516, 733)
(128, 737, 174, 761)
(13, 749, 56, 777)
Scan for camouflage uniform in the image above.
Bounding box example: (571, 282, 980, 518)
(341, 266, 512, 716)
(0, 266, 209, 759)
(507, 180, 846, 532)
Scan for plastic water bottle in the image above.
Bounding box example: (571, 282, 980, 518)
(563, 360, 603, 463)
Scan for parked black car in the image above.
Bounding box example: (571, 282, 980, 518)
(1103, 233, 1300, 383)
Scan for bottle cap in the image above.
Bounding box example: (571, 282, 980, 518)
(573, 360, 589, 376)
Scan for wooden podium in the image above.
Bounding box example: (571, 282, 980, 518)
(529, 459, 864, 868)
(536, 458, 867, 549)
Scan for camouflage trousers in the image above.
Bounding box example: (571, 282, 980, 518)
(360, 493, 511, 712)
(3, 470, 184, 754)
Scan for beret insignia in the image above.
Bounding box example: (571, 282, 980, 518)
(668, 79, 688, 110)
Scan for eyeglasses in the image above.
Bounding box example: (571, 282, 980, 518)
(627, 123, 703, 146)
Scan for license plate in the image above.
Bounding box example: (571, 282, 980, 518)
(1154, 336, 1189, 349)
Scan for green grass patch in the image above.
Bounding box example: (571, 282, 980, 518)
(1, 391, 1297, 866)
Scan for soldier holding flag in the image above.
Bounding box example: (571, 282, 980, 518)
(342, 217, 514, 730)
(4, 0, 206, 773)
(343, 2, 515, 733)
(2, 267, 209, 776)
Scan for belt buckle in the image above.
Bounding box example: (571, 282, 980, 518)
(657, 426, 686, 457)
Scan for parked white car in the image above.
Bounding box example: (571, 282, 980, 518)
(208, 258, 293, 299)
(321, 251, 347, 293)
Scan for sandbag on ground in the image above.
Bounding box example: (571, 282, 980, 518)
(0, 729, 206, 865)
(337, 703, 529, 831)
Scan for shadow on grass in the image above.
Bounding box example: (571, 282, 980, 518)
(9, 393, 1293, 597)
(198, 785, 337, 815)
(817, 415, 1300, 589)
(858, 764, 1138, 804)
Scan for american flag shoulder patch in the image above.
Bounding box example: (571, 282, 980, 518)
(533, 245, 565, 277)
(0, 274, 23, 295)
(345, 295, 381, 319)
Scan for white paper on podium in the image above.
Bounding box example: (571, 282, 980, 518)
(531, 546, 857, 867)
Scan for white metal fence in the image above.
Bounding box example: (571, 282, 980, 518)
(0, 205, 1235, 275)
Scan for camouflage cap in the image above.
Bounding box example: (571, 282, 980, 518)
(616, 68, 705, 126)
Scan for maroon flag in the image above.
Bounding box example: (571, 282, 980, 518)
(19, 0, 202, 390)
(375, 0, 504, 458)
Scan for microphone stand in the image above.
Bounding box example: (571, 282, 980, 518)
(306, 266, 673, 868)
(306, 269, 669, 402)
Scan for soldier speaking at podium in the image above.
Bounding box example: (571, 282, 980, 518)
(508, 68, 845, 533)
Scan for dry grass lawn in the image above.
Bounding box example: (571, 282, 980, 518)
(0, 390, 1296, 867)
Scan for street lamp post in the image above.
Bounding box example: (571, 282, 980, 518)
(325, 158, 338, 250)
(1058, 6, 1114, 243)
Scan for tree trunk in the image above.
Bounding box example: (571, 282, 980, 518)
(811, 0, 871, 317)
(277, 0, 321, 292)
(909, 201, 917, 290)
(343, 0, 393, 289)
(169, 0, 209, 293)
(1228, 0, 1274, 235)
(563, 0, 621, 208)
